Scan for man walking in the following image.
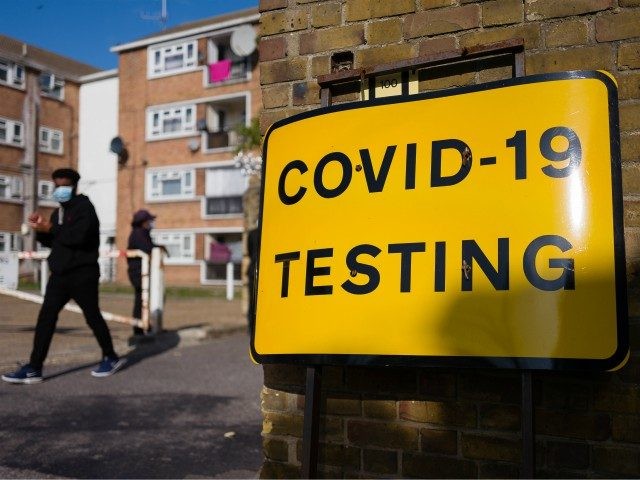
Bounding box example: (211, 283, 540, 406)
(2, 168, 124, 384)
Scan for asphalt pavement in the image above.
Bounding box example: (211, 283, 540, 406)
(0, 332, 264, 479)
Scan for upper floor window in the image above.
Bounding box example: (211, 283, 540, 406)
(0, 231, 22, 253)
(39, 72, 64, 100)
(38, 180, 54, 201)
(204, 167, 247, 216)
(0, 175, 23, 200)
(39, 127, 63, 154)
(148, 40, 198, 78)
(0, 117, 24, 147)
(0, 60, 25, 89)
(151, 231, 195, 263)
(147, 104, 196, 140)
(146, 168, 195, 201)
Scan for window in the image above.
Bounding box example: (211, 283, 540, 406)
(0, 117, 24, 147)
(39, 127, 63, 154)
(148, 40, 197, 77)
(39, 73, 65, 100)
(0, 232, 21, 252)
(0, 175, 22, 200)
(147, 105, 196, 139)
(204, 167, 247, 216)
(0, 59, 24, 88)
(38, 180, 54, 200)
(151, 232, 195, 263)
(146, 168, 195, 201)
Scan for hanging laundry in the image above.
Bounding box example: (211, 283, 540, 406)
(209, 59, 232, 83)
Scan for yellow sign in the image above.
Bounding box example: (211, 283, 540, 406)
(253, 71, 627, 371)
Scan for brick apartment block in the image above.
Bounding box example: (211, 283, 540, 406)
(112, 8, 262, 287)
(0, 34, 97, 256)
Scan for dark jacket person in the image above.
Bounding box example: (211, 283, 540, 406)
(1, 168, 124, 384)
(127, 209, 164, 336)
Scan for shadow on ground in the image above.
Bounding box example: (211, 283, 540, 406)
(41, 330, 181, 381)
(0, 392, 258, 478)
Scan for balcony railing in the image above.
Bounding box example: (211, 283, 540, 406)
(207, 58, 249, 85)
(204, 127, 241, 150)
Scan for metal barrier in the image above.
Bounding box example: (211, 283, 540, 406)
(1, 248, 166, 332)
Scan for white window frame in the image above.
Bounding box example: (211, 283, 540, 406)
(0, 231, 21, 253)
(0, 116, 24, 147)
(146, 167, 196, 202)
(151, 231, 196, 265)
(39, 72, 65, 100)
(201, 166, 247, 219)
(148, 39, 198, 79)
(0, 59, 25, 89)
(38, 180, 54, 201)
(39, 127, 63, 155)
(146, 104, 196, 141)
(0, 175, 23, 201)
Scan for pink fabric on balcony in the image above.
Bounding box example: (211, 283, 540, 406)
(208, 59, 232, 83)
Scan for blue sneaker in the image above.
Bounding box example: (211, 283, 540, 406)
(2, 364, 43, 384)
(91, 357, 126, 378)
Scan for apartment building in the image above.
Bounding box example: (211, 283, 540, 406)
(111, 7, 261, 286)
(0, 34, 98, 257)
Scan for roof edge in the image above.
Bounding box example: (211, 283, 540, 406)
(79, 68, 118, 83)
(0, 51, 85, 82)
(110, 12, 259, 53)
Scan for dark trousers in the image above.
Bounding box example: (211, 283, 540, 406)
(30, 265, 116, 369)
(128, 270, 144, 335)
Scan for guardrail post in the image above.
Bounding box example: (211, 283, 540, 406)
(149, 247, 164, 333)
(140, 251, 150, 332)
(226, 261, 234, 301)
(39, 259, 49, 297)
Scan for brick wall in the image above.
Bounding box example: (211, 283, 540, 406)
(258, 0, 640, 477)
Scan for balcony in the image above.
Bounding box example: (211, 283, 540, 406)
(200, 95, 248, 152)
(205, 130, 237, 150)
(206, 58, 250, 85)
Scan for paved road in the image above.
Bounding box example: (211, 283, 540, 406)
(0, 292, 247, 370)
(0, 333, 264, 479)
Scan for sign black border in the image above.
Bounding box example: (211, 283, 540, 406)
(251, 70, 628, 371)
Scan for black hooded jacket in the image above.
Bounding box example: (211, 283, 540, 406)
(127, 226, 161, 279)
(36, 194, 100, 275)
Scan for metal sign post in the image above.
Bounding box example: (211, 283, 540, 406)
(300, 81, 333, 479)
(301, 366, 322, 478)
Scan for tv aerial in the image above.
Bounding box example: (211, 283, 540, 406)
(141, 0, 168, 30)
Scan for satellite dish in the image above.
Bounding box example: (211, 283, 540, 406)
(188, 138, 200, 152)
(109, 136, 125, 155)
(230, 25, 257, 57)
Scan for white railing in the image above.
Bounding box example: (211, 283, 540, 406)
(3, 248, 167, 332)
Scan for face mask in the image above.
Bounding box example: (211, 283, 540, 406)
(147, 220, 155, 230)
(52, 186, 74, 203)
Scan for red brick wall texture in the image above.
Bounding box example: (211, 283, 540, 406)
(258, 0, 640, 477)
